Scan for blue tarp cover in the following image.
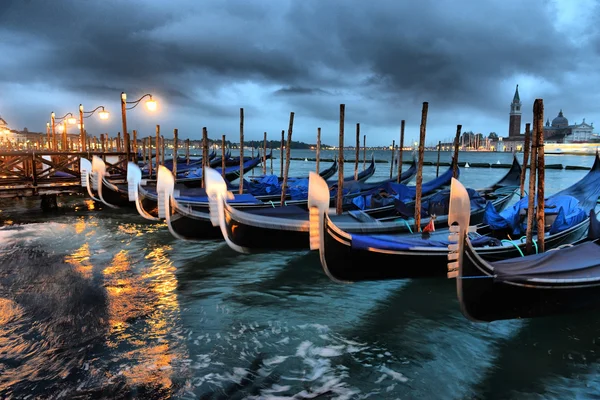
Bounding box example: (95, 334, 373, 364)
(350, 166, 456, 210)
(176, 193, 263, 204)
(483, 195, 587, 236)
(351, 232, 500, 251)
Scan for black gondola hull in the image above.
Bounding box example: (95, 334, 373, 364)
(222, 206, 309, 250)
(101, 180, 134, 207)
(321, 215, 590, 282)
(459, 238, 600, 322)
(168, 207, 223, 240)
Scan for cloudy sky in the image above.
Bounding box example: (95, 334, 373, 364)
(1, 0, 599, 146)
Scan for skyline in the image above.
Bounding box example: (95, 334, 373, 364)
(1, 0, 599, 146)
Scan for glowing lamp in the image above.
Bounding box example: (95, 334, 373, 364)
(57, 125, 65, 133)
(98, 110, 110, 120)
(67, 116, 77, 125)
(145, 98, 157, 112)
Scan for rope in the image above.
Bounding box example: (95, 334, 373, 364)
(518, 235, 538, 254)
(398, 219, 413, 233)
(501, 240, 525, 257)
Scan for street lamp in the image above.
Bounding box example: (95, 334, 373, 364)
(50, 112, 77, 151)
(121, 92, 157, 161)
(79, 104, 109, 151)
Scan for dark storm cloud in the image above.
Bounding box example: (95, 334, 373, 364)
(1, 0, 599, 143)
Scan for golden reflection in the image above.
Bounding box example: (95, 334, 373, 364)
(103, 244, 188, 390)
(118, 223, 143, 236)
(0, 298, 24, 325)
(65, 243, 92, 279)
(74, 217, 86, 234)
(83, 198, 96, 210)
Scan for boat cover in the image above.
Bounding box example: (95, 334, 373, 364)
(177, 193, 264, 204)
(491, 240, 600, 282)
(349, 166, 456, 210)
(351, 231, 500, 251)
(483, 195, 587, 236)
(184, 157, 262, 179)
(421, 188, 486, 217)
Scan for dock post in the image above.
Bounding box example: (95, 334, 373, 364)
(397, 120, 405, 183)
(534, 99, 545, 253)
(280, 130, 284, 179)
(452, 125, 461, 179)
(389, 140, 395, 179)
(354, 123, 360, 180)
(336, 104, 345, 215)
(239, 108, 244, 194)
(221, 134, 226, 179)
(414, 102, 428, 232)
(436, 140, 441, 177)
(173, 128, 178, 176)
(525, 111, 539, 254)
(316, 127, 321, 174)
(519, 123, 531, 198)
(202, 127, 208, 188)
(263, 131, 267, 176)
(280, 112, 294, 205)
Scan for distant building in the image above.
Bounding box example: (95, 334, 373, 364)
(497, 85, 598, 151)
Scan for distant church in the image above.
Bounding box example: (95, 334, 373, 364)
(500, 85, 596, 151)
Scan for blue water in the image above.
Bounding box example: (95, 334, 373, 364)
(0, 150, 599, 399)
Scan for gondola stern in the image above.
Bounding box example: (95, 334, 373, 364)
(80, 158, 92, 188)
(157, 165, 175, 219)
(447, 177, 471, 280)
(127, 162, 142, 202)
(308, 171, 331, 251)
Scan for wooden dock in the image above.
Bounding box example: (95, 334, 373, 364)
(0, 150, 129, 199)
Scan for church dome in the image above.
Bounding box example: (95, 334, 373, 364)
(551, 110, 569, 128)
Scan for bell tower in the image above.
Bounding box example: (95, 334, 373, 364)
(508, 85, 522, 137)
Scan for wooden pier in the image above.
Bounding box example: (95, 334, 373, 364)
(0, 150, 128, 199)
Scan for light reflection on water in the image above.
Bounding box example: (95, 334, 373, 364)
(0, 152, 599, 398)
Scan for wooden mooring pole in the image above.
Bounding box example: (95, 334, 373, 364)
(280, 130, 284, 179)
(519, 123, 531, 198)
(221, 135, 226, 179)
(172, 129, 178, 176)
(154, 125, 160, 168)
(337, 104, 345, 215)
(535, 99, 545, 253)
(436, 140, 441, 177)
(452, 125, 461, 179)
(525, 113, 539, 254)
(316, 127, 321, 174)
(202, 127, 208, 189)
(389, 140, 395, 179)
(354, 123, 360, 180)
(263, 131, 267, 176)
(397, 120, 405, 183)
(414, 102, 428, 232)
(239, 108, 244, 194)
(280, 112, 295, 205)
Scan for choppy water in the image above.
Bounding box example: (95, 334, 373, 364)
(1, 151, 600, 399)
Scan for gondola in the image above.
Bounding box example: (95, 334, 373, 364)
(208, 156, 520, 253)
(447, 177, 600, 322)
(129, 157, 343, 220)
(90, 152, 268, 208)
(142, 159, 417, 242)
(206, 162, 470, 252)
(309, 153, 600, 283)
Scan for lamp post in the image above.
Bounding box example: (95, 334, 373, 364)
(50, 112, 76, 151)
(79, 104, 109, 152)
(121, 92, 156, 162)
